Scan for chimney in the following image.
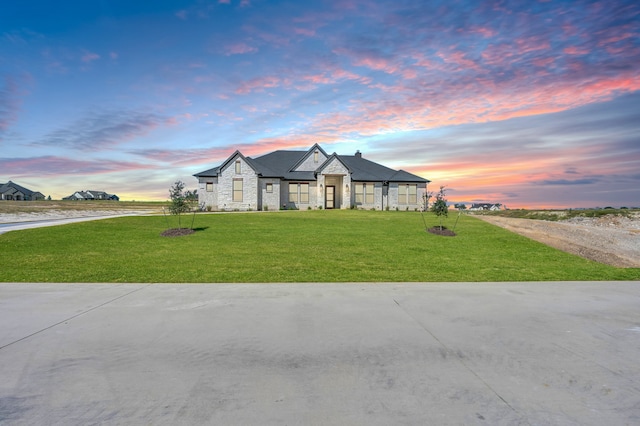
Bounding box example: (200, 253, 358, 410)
(355, 150, 362, 158)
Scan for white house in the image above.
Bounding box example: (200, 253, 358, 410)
(194, 144, 430, 211)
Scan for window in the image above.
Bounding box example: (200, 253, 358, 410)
(235, 160, 241, 174)
(233, 179, 243, 202)
(300, 183, 309, 203)
(206, 182, 213, 192)
(408, 184, 417, 204)
(314, 150, 319, 163)
(398, 184, 417, 204)
(288, 183, 309, 204)
(355, 183, 374, 204)
(266, 183, 273, 193)
(355, 183, 363, 204)
(365, 183, 374, 204)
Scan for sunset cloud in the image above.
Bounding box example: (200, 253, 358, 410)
(0, 156, 156, 177)
(33, 110, 176, 151)
(2, 0, 639, 207)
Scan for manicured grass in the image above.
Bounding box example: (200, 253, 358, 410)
(1, 210, 638, 282)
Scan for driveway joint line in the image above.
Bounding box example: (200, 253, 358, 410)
(0, 284, 151, 351)
(392, 297, 527, 422)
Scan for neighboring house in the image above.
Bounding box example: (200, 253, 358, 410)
(194, 144, 430, 211)
(469, 203, 502, 211)
(63, 190, 119, 201)
(0, 181, 45, 201)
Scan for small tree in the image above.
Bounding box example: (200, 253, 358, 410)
(431, 186, 448, 230)
(168, 180, 196, 228)
(454, 203, 466, 211)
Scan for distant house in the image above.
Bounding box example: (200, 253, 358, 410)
(194, 144, 430, 211)
(0, 181, 45, 201)
(63, 190, 119, 201)
(469, 203, 502, 211)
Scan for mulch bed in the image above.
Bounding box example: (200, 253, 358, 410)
(161, 228, 195, 237)
(427, 226, 457, 236)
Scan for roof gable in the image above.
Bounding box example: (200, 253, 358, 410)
(218, 150, 259, 174)
(290, 143, 329, 172)
(317, 154, 351, 175)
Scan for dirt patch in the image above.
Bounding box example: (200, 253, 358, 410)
(428, 226, 457, 236)
(476, 214, 640, 268)
(160, 228, 195, 237)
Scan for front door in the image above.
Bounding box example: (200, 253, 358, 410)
(325, 186, 335, 209)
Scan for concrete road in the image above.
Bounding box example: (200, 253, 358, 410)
(0, 215, 143, 235)
(1, 282, 639, 425)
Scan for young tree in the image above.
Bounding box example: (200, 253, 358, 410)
(430, 186, 449, 230)
(168, 180, 196, 228)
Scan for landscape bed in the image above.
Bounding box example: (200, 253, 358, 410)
(0, 210, 638, 282)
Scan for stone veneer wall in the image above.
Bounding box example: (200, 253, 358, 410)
(218, 157, 258, 210)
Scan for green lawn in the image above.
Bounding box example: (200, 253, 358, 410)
(1, 210, 638, 282)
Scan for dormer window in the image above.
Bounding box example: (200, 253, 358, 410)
(235, 160, 241, 174)
(314, 150, 319, 163)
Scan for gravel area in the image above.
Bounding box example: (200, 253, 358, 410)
(476, 213, 640, 268)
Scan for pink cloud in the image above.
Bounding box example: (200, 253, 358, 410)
(294, 27, 316, 37)
(81, 52, 100, 63)
(563, 46, 589, 55)
(224, 42, 258, 55)
(352, 56, 397, 74)
(235, 75, 283, 94)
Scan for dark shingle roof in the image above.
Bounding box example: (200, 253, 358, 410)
(250, 150, 306, 177)
(193, 146, 429, 183)
(0, 181, 42, 197)
(340, 156, 429, 183)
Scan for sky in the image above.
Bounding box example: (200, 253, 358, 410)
(1, 0, 639, 208)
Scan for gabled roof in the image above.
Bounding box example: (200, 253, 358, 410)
(194, 150, 264, 178)
(0, 181, 41, 197)
(193, 145, 430, 183)
(220, 150, 260, 173)
(289, 143, 329, 172)
(316, 153, 352, 175)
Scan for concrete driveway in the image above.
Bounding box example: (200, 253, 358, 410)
(1, 282, 639, 425)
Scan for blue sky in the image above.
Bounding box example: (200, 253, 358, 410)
(1, 0, 639, 207)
